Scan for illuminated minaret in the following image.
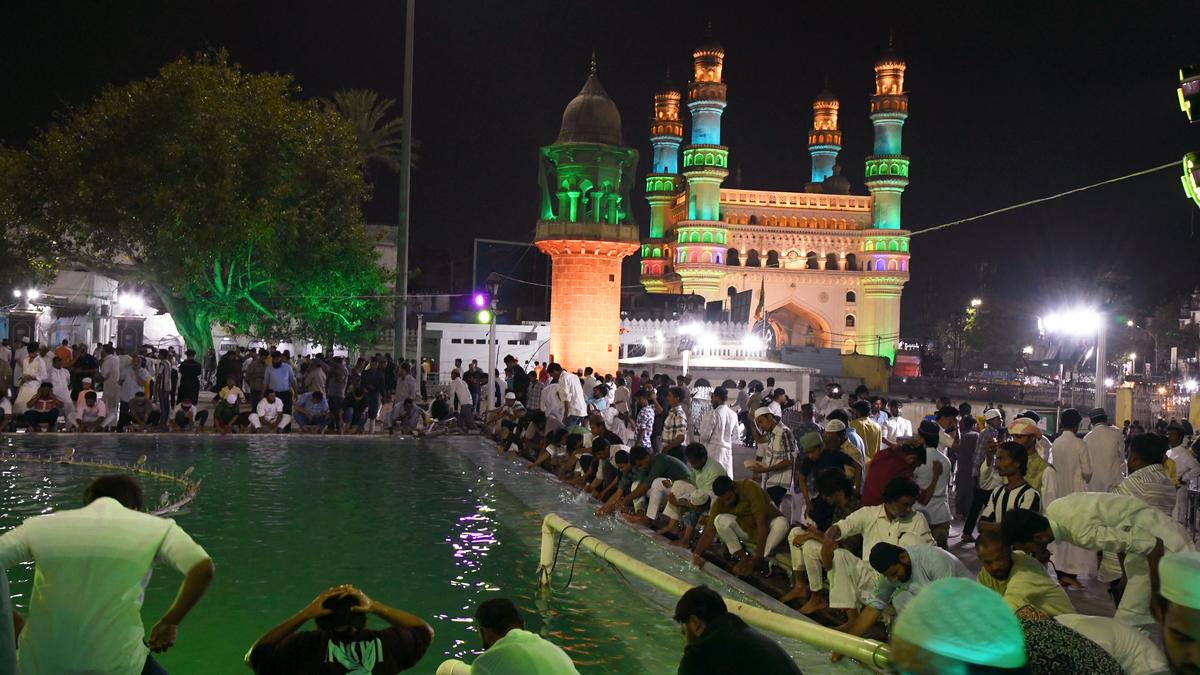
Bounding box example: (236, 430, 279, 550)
(807, 87, 842, 184)
(675, 31, 730, 301)
(535, 54, 640, 374)
(859, 42, 912, 364)
(641, 74, 684, 294)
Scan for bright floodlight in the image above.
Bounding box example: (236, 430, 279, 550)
(1126, 319, 1135, 327)
(1128, 353, 1136, 360)
(1186, 379, 1199, 393)
(970, 298, 983, 308)
(1040, 308, 1101, 336)
(476, 309, 492, 324)
(119, 293, 144, 311)
(26, 289, 40, 301)
(742, 334, 765, 350)
(473, 293, 486, 308)
(12, 289, 20, 298)
(1021, 345, 1034, 355)
(1157, 386, 1168, 395)
(1103, 377, 1115, 387)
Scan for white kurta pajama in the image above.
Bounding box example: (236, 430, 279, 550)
(1048, 492, 1195, 626)
(1047, 432, 1096, 576)
(699, 403, 738, 478)
(1084, 424, 1126, 493)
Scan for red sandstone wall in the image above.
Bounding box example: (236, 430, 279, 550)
(546, 251, 626, 375)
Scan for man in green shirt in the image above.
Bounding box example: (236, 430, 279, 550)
(597, 446, 692, 520)
(659, 443, 729, 545)
(472, 598, 578, 675)
(692, 477, 789, 577)
(976, 531, 1075, 616)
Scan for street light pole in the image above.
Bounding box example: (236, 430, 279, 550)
(393, 0, 416, 361)
(1094, 313, 1107, 411)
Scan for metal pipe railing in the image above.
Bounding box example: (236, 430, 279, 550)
(537, 512, 891, 669)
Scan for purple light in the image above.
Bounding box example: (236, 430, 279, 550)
(473, 293, 486, 308)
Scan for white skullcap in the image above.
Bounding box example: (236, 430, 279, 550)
(984, 408, 1003, 421)
(754, 407, 775, 419)
(1007, 417, 1040, 436)
(1161, 551, 1200, 609)
(892, 578, 1026, 669)
(505, 392, 516, 400)
(824, 419, 847, 433)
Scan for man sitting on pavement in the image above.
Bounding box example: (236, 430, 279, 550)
(595, 446, 692, 523)
(809, 476, 933, 618)
(127, 390, 160, 432)
(248, 584, 433, 674)
(250, 389, 292, 433)
(690, 476, 790, 578)
(784, 468, 862, 609)
(469, 597, 579, 675)
(292, 390, 330, 433)
(660, 442, 727, 547)
(975, 531, 1074, 616)
(170, 399, 208, 432)
(832, 542, 972, 649)
(673, 585, 801, 675)
(75, 390, 108, 432)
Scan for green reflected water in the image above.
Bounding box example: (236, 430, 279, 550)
(0, 435, 687, 674)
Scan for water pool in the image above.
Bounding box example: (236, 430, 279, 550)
(0, 434, 864, 674)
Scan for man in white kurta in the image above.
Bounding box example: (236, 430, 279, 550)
(1008, 492, 1194, 626)
(14, 349, 48, 417)
(1165, 422, 1200, 525)
(1046, 410, 1096, 580)
(46, 356, 75, 424)
(1084, 408, 1125, 492)
(698, 386, 738, 477)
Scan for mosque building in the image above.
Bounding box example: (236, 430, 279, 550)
(534, 36, 911, 374)
(639, 36, 912, 363)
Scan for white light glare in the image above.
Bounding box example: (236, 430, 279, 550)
(26, 289, 40, 301)
(1021, 345, 1034, 355)
(1186, 380, 1199, 394)
(742, 334, 765, 351)
(1041, 308, 1101, 336)
(678, 322, 703, 336)
(118, 293, 145, 312)
(12, 290, 20, 298)
(1103, 377, 1115, 387)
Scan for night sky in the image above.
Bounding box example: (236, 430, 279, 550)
(4, 1, 1200, 336)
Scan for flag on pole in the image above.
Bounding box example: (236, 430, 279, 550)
(754, 278, 765, 321)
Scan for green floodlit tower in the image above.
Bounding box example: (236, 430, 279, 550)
(859, 44, 912, 364)
(674, 31, 731, 301)
(641, 74, 684, 294)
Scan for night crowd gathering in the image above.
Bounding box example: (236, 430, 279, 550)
(2, 336, 1200, 674)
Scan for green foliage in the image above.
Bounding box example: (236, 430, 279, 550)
(322, 89, 416, 172)
(3, 52, 386, 353)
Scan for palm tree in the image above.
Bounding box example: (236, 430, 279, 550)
(323, 89, 417, 172)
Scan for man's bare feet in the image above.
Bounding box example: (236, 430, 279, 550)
(779, 584, 809, 605)
(798, 591, 828, 615)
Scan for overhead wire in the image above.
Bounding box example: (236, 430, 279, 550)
(911, 160, 1178, 237)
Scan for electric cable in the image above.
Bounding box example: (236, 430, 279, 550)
(911, 161, 1178, 237)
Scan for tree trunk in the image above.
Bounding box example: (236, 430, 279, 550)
(154, 286, 214, 356)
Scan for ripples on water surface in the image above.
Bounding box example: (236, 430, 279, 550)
(0, 434, 861, 674)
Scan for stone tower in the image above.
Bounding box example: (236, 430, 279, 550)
(674, 32, 731, 301)
(859, 44, 912, 362)
(535, 55, 640, 374)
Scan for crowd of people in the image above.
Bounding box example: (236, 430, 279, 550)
(468, 357, 1200, 673)
(5, 338, 1200, 673)
(0, 338, 434, 436)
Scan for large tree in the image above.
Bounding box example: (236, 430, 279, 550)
(2, 52, 385, 354)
